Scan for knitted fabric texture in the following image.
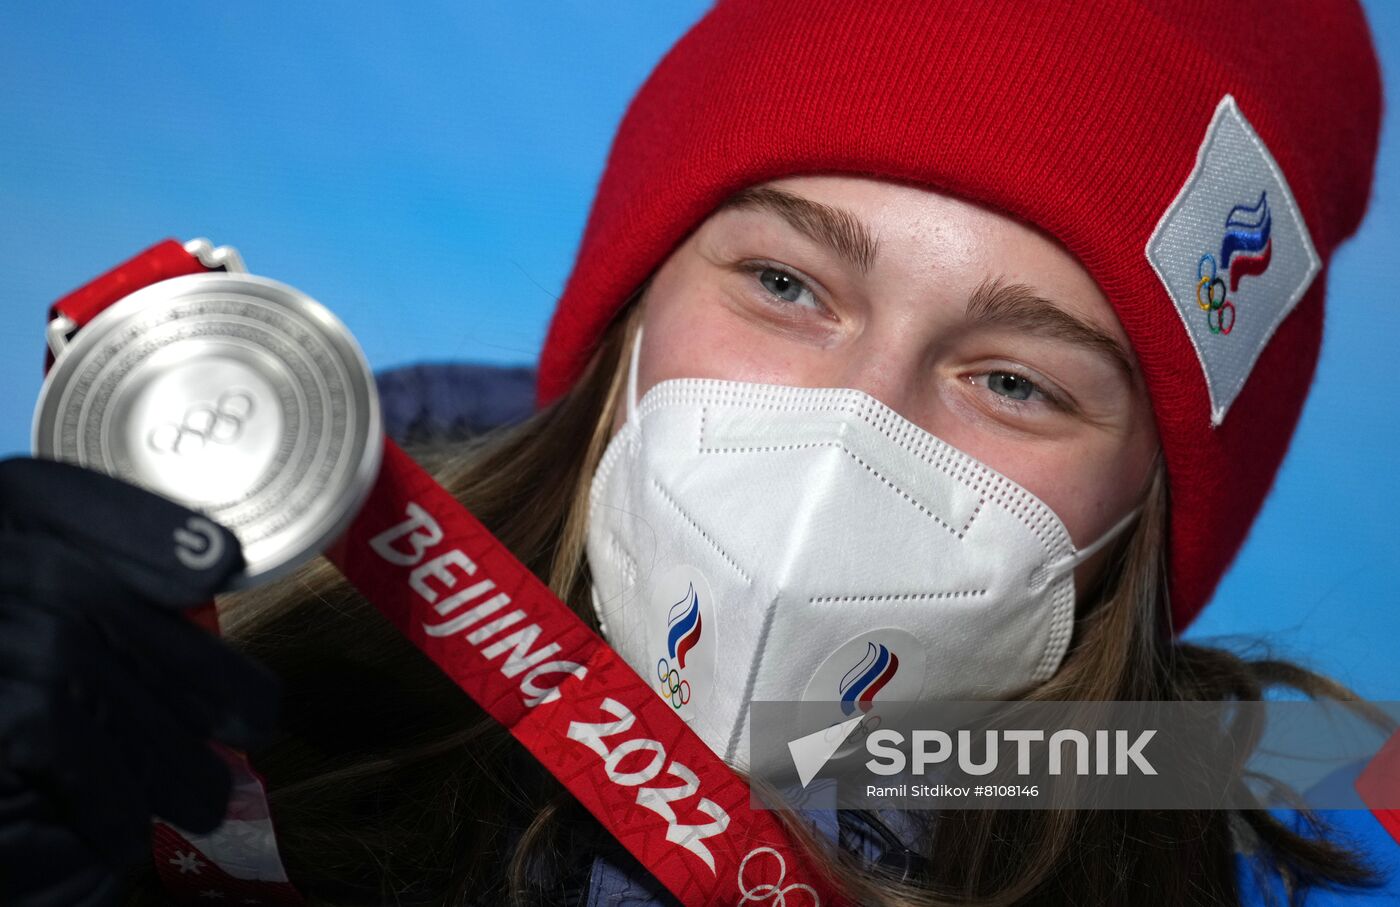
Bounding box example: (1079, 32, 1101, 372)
(534, 0, 1382, 630)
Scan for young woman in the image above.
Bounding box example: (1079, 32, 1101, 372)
(3, 1, 1392, 905)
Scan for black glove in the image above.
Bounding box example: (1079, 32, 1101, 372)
(0, 456, 281, 906)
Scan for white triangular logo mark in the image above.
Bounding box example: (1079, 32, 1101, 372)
(787, 714, 864, 788)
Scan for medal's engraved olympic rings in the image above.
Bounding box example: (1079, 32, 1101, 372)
(148, 389, 256, 454)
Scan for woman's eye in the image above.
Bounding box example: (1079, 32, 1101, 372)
(973, 370, 1057, 409)
(754, 266, 821, 309)
(988, 371, 1036, 401)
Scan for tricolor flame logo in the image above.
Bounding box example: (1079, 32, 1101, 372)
(1219, 190, 1273, 292)
(665, 583, 703, 670)
(838, 641, 899, 716)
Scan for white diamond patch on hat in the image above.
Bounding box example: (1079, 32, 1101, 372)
(1145, 94, 1320, 426)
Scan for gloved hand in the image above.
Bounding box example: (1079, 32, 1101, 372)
(0, 456, 281, 906)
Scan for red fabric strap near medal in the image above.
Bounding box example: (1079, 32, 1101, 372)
(44, 240, 847, 907)
(44, 239, 208, 376)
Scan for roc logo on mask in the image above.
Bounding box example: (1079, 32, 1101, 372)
(647, 566, 718, 721)
(806, 631, 925, 711)
(657, 582, 703, 710)
(796, 631, 928, 764)
(839, 641, 900, 716)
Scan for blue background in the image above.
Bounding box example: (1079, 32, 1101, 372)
(1, 3, 1396, 696)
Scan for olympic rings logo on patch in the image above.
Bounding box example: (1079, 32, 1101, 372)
(737, 847, 820, 906)
(147, 389, 256, 454)
(656, 657, 691, 709)
(1195, 254, 1236, 336)
(1191, 190, 1272, 338)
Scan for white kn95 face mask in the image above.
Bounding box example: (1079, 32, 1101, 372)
(585, 327, 1141, 766)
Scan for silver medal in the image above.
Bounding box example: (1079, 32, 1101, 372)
(32, 246, 383, 589)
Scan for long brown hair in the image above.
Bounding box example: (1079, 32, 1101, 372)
(124, 296, 1378, 906)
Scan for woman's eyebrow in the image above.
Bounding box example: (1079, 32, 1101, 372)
(719, 185, 880, 274)
(718, 186, 1134, 382)
(967, 278, 1135, 383)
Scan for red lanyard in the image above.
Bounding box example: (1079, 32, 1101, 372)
(43, 239, 846, 907)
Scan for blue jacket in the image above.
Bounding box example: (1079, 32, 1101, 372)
(375, 363, 1400, 906)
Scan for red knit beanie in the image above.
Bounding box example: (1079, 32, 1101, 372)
(535, 0, 1382, 631)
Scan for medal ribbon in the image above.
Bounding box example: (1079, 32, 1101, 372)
(43, 240, 847, 907)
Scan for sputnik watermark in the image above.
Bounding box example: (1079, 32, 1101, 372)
(749, 700, 1400, 811)
(788, 720, 1156, 790)
(864, 728, 1157, 778)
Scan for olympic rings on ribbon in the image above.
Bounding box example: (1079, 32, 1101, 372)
(1195, 253, 1235, 335)
(656, 657, 691, 709)
(737, 847, 821, 906)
